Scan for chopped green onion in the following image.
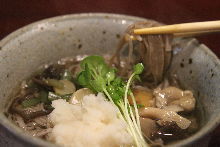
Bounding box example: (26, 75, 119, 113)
(21, 90, 49, 108)
(133, 63, 144, 75)
(44, 79, 64, 89)
(22, 98, 41, 108)
(39, 90, 49, 104)
(48, 92, 72, 101)
(44, 104, 54, 110)
(136, 104, 145, 109)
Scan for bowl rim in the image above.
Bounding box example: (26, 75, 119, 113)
(0, 12, 220, 147)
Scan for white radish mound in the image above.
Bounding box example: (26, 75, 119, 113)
(49, 93, 133, 147)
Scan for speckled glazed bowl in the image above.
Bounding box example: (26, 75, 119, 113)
(0, 13, 219, 147)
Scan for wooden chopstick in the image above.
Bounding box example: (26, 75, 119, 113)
(174, 29, 220, 37)
(133, 20, 220, 36)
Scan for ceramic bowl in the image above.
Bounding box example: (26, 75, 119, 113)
(0, 13, 219, 147)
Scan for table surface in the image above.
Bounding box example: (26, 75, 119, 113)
(0, 0, 220, 146)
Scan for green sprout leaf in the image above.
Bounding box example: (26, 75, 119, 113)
(133, 63, 144, 75)
(76, 55, 148, 147)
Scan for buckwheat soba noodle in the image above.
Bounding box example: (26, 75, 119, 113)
(6, 21, 200, 147)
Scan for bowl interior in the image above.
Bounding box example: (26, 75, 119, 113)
(0, 13, 220, 147)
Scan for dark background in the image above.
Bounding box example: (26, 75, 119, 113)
(0, 0, 219, 146)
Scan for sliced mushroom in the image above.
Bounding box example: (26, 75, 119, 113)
(129, 86, 155, 107)
(140, 117, 157, 138)
(69, 88, 94, 104)
(162, 105, 184, 112)
(139, 107, 191, 129)
(54, 80, 76, 95)
(170, 91, 195, 112)
(151, 121, 188, 143)
(154, 86, 196, 112)
(11, 106, 51, 120)
(40, 64, 65, 79)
